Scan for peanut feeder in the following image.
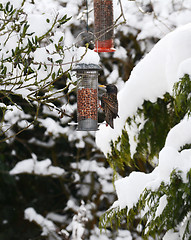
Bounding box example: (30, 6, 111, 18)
(72, 63, 101, 131)
(94, 0, 115, 52)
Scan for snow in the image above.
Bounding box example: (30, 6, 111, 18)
(96, 23, 191, 156)
(47, 212, 67, 224)
(163, 229, 180, 240)
(115, 230, 132, 240)
(71, 160, 114, 193)
(10, 154, 65, 177)
(27, 14, 52, 37)
(155, 195, 167, 218)
(4, 106, 31, 125)
(75, 47, 100, 64)
(66, 201, 88, 240)
(0, 0, 79, 103)
(106, 65, 119, 84)
(113, 120, 191, 212)
(38, 117, 67, 138)
(71, 159, 113, 177)
(113, 115, 191, 214)
(25, 208, 56, 236)
(1, 0, 23, 9)
(115, 171, 157, 211)
(178, 58, 191, 78)
(2, 0, 191, 239)
(165, 117, 191, 150)
(0, 103, 6, 108)
(114, 0, 191, 40)
(17, 120, 33, 129)
(28, 137, 55, 148)
(92, 22, 191, 239)
(32, 47, 49, 64)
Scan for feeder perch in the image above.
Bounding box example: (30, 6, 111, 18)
(94, 0, 115, 52)
(72, 63, 102, 131)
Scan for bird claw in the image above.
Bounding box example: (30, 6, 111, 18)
(99, 104, 103, 110)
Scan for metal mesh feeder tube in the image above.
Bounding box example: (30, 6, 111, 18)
(94, 0, 115, 52)
(72, 63, 101, 131)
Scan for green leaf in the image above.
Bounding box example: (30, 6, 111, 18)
(52, 72, 56, 80)
(21, 23, 29, 37)
(58, 14, 72, 25)
(59, 36, 63, 42)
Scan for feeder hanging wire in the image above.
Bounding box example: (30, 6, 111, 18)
(86, 0, 89, 32)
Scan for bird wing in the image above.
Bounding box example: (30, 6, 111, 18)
(101, 93, 118, 117)
(104, 105, 114, 128)
(101, 93, 118, 128)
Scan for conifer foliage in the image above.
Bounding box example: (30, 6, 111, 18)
(0, 1, 115, 239)
(1, 0, 191, 239)
(100, 74, 191, 239)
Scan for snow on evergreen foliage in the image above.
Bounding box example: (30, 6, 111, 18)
(96, 6, 191, 240)
(1, 0, 191, 239)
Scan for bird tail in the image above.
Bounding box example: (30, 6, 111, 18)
(105, 115, 114, 129)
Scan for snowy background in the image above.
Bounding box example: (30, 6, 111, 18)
(1, 0, 191, 239)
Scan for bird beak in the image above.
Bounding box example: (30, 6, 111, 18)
(98, 85, 106, 88)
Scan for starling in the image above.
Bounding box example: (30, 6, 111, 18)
(99, 84, 119, 129)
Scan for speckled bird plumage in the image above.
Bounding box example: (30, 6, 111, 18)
(101, 84, 119, 129)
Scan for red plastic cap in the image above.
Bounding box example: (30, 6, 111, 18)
(94, 39, 115, 52)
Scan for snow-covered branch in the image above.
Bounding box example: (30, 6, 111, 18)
(10, 154, 65, 177)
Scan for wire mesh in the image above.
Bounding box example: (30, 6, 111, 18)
(72, 63, 101, 131)
(94, 0, 115, 52)
(77, 71, 98, 131)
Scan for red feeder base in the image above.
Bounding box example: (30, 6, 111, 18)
(94, 39, 115, 52)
